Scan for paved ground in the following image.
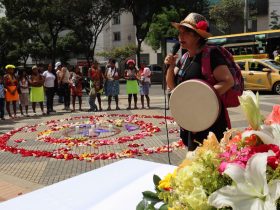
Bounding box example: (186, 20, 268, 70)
(0, 84, 278, 202)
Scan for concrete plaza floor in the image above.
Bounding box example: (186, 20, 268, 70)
(0, 85, 278, 202)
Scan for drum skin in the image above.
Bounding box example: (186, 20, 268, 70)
(170, 79, 221, 132)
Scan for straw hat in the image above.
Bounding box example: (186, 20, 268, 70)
(172, 13, 212, 38)
(32, 65, 38, 70)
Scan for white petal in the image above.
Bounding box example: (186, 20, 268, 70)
(245, 152, 274, 196)
(264, 200, 277, 210)
(248, 90, 258, 105)
(242, 129, 278, 146)
(271, 124, 280, 142)
(268, 180, 280, 201)
(224, 164, 245, 184)
(208, 185, 265, 210)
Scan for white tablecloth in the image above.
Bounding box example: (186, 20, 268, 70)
(0, 159, 176, 210)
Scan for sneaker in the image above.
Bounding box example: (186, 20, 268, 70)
(107, 107, 111, 111)
(126, 107, 131, 110)
(116, 107, 120, 110)
(50, 110, 56, 113)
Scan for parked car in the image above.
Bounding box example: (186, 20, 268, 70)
(147, 64, 164, 83)
(236, 59, 280, 94)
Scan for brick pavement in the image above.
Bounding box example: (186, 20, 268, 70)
(0, 89, 277, 202)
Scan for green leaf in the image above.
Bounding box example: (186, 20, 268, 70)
(153, 174, 161, 186)
(142, 191, 161, 203)
(159, 203, 168, 210)
(136, 200, 146, 210)
(145, 204, 156, 210)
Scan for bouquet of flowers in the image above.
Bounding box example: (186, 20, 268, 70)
(137, 91, 280, 210)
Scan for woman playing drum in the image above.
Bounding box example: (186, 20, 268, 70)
(165, 13, 234, 151)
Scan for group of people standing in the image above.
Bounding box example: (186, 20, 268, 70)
(87, 58, 151, 111)
(0, 58, 152, 120)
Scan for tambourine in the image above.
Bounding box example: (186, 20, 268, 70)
(169, 79, 221, 132)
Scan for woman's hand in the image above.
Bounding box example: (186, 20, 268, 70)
(164, 54, 178, 67)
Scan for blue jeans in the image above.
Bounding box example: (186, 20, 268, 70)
(0, 98, 5, 118)
(88, 95, 97, 111)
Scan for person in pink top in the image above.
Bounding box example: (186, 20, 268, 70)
(138, 65, 151, 109)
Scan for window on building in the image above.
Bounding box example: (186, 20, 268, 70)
(112, 15, 120, 25)
(113, 32, 121, 41)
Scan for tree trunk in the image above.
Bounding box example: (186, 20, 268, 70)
(136, 39, 142, 68)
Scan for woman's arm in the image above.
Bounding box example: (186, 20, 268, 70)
(164, 54, 179, 91)
(213, 65, 234, 95)
(124, 70, 129, 80)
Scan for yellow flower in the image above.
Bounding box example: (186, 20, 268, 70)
(196, 132, 220, 156)
(158, 173, 173, 190)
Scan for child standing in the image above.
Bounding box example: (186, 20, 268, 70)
(0, 75, 5, 120)
(139, 67, 151, 109)
(18, 70, 30, 116)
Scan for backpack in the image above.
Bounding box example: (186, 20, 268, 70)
(201, 45, 244, 108)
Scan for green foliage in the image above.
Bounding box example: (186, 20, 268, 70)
(96, 44, 137, 63)
(66, 0, 123, 63)
(209, 0, 244, 34)
(137, 175, 168, 210)
(124, 0, 170, 66)
(270, 10, 280, 30)
(145, 1, 210, 51)
(28, 40, 48, 64)
(0, 17, 34, 67)
(146, 7, 179, 51)
(1, 0, 69, 63)
(171, 0, 210, 20)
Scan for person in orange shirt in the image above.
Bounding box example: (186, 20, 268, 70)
(4, 65, 19, 119)
(88, 61, 104, 111)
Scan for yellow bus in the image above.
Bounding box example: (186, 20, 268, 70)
(207, 29, 280, 60)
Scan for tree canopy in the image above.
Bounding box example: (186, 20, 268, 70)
(209, 0, 244, 34)
(270, 10, 280, 30)
(65, 0, 123, 66)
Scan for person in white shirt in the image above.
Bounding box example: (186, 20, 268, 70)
(43, 63, 56, 114)
(18, 69, 30, 116)
(104, 58, 120, 110)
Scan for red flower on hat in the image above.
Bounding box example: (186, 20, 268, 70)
(196, 21, 208, 31)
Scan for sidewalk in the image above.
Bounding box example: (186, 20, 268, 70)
(0, 87, 276, 202)
(0, 92, 185, 202)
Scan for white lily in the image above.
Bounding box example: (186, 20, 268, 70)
(242, 123, 280, 146)
(208, 151, 280, 210)
(238, 90, 264, 130)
